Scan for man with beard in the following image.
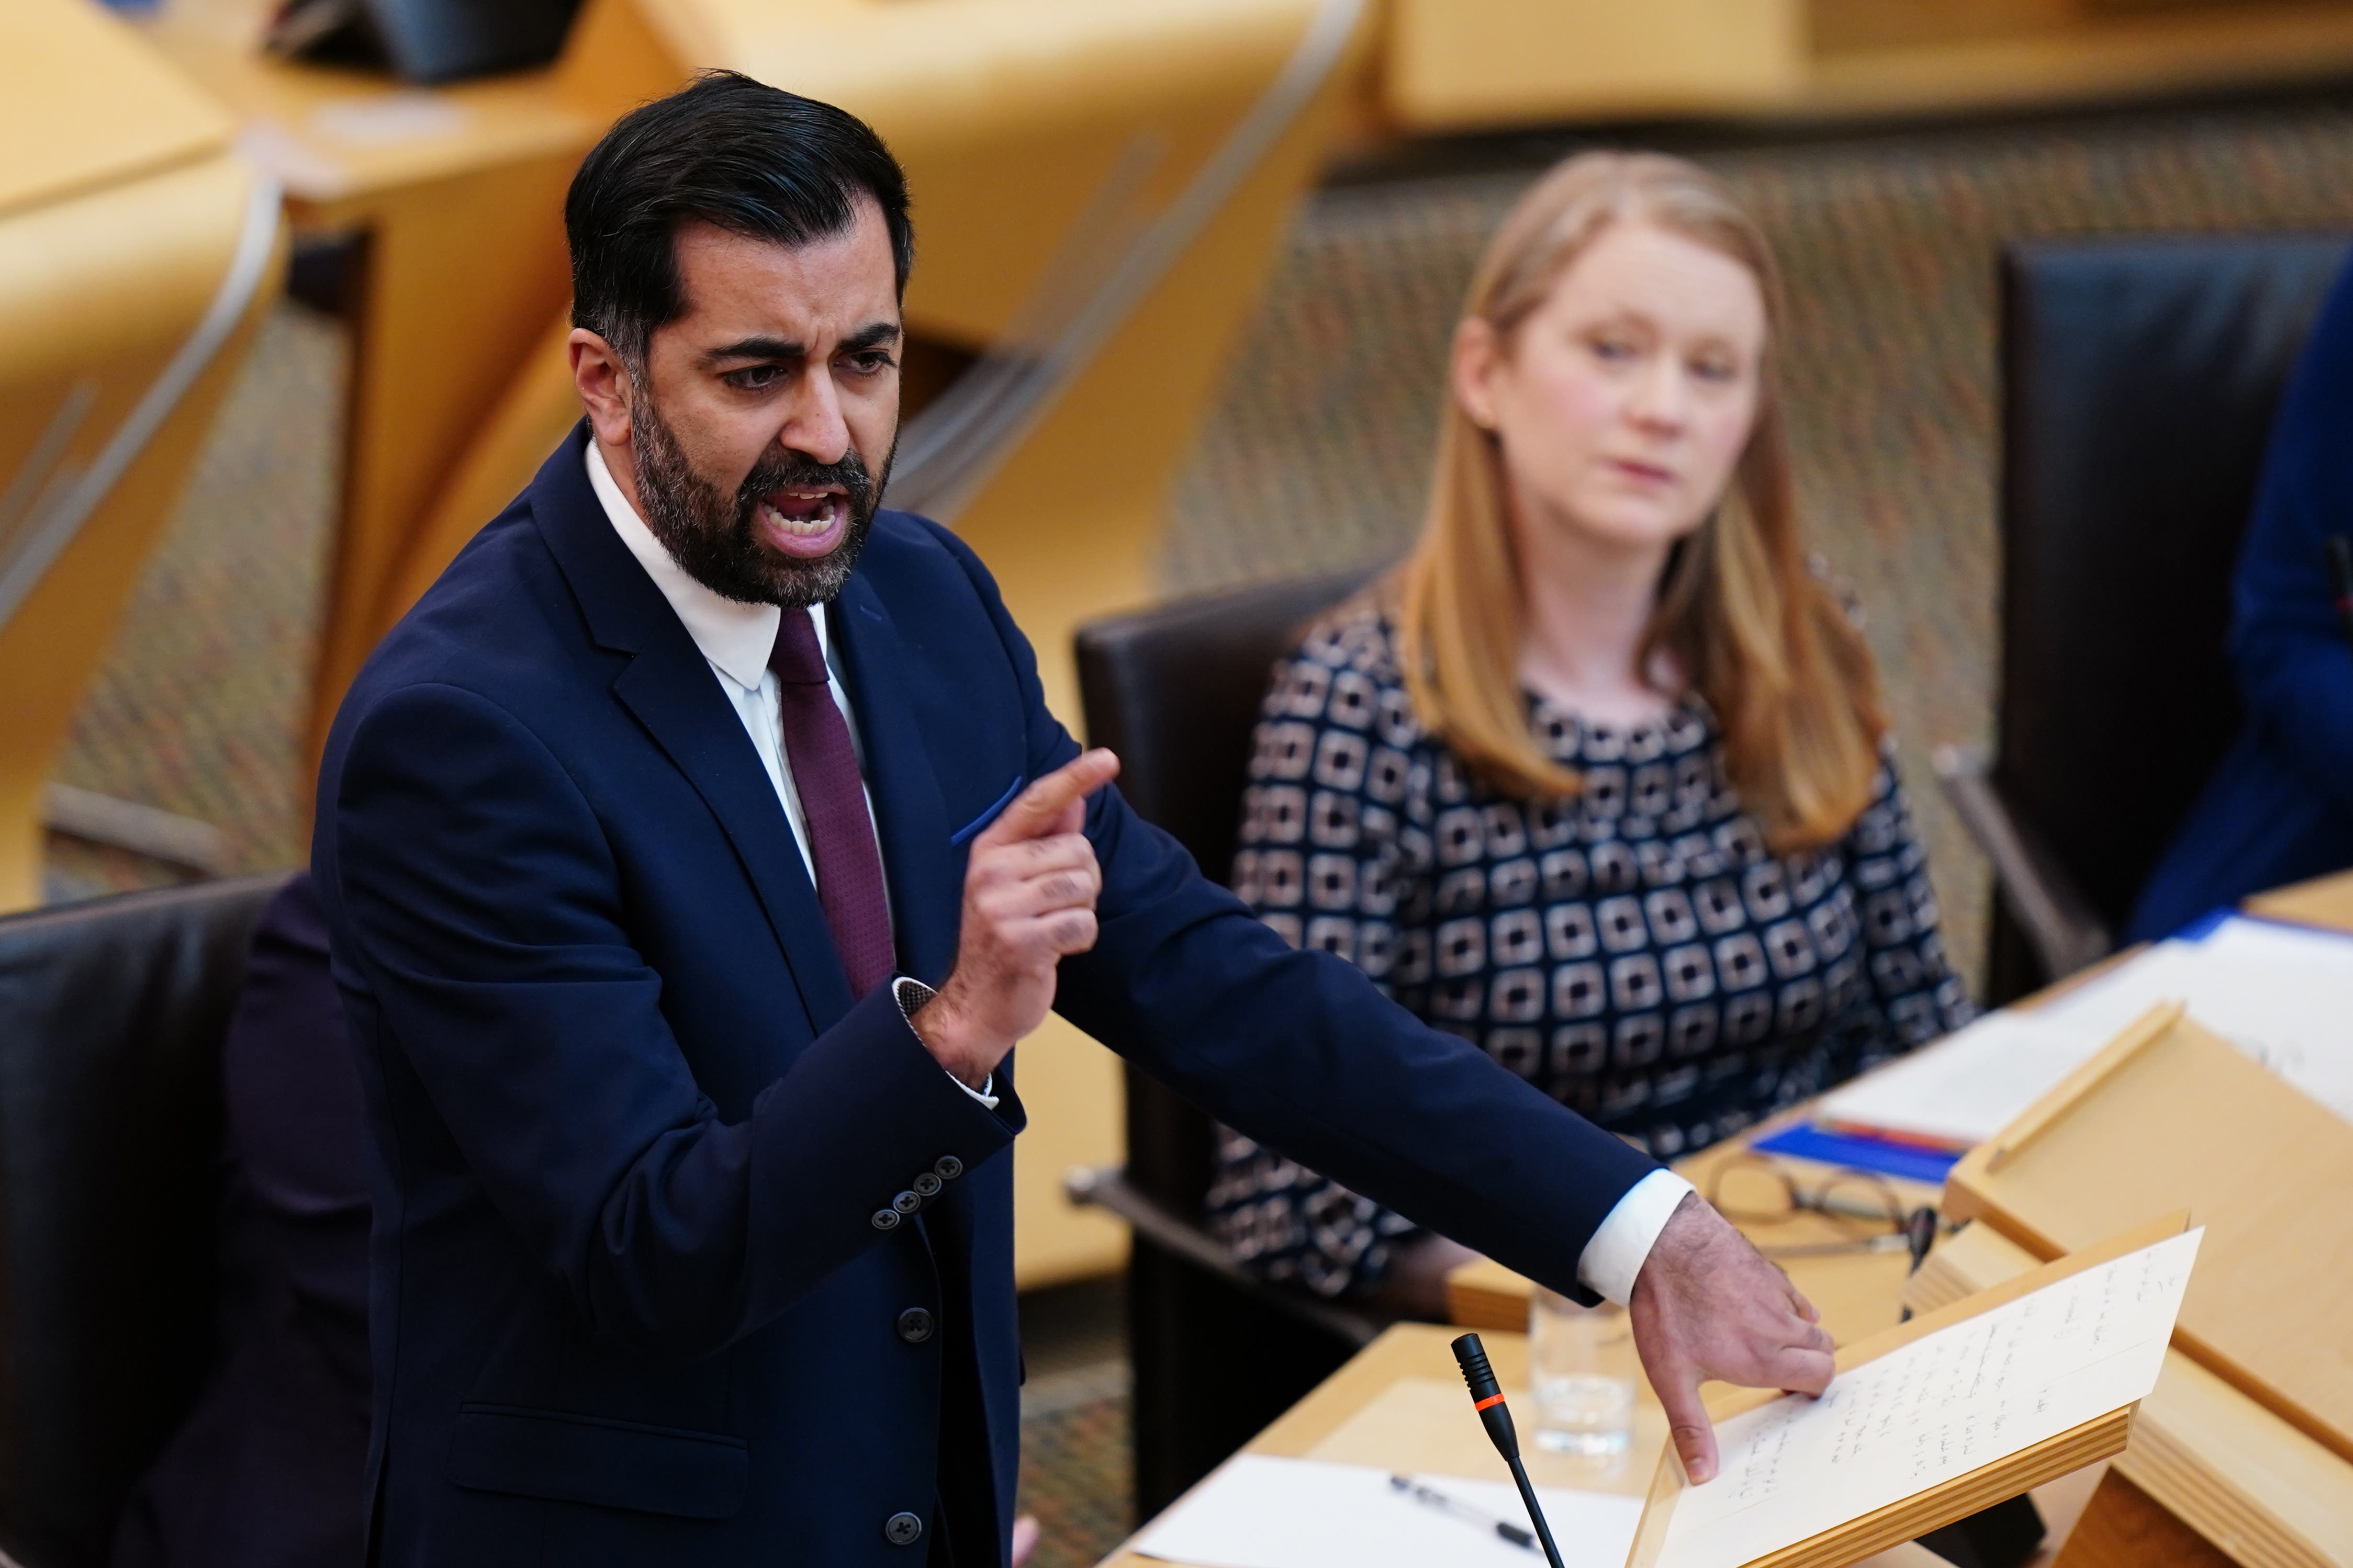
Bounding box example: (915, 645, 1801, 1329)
(313, 72, 1835, 1568)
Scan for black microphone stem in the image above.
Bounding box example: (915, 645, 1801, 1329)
(1450, 1333, 1568, 1568)
(1504, 1453, 1566, 1568)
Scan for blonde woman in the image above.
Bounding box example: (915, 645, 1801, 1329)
(1211, 152, 1974, 1316)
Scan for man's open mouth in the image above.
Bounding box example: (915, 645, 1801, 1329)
(754, 487, 849, 558)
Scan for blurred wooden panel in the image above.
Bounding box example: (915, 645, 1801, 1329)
(2243, 868, 2353, 933)
(0, 155, 282, 909)
(0, 0, 232, 220)
(1384, 0, 2353, 128)
(1812, 0, 2080, 53)
(142, 0, 600, 767)
(307, 152, 581, 743)
(1384, 0, 1803, 130)
(142, 0, 598, 216)
(1807, 0, 2353, 116)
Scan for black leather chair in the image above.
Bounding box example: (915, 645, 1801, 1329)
(1942, 233, 2349, 1005)
(1068, 568, 1383, 1522)
(0, 875, 286, 1568)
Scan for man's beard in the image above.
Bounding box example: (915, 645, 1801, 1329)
(630, 387, 892, 608)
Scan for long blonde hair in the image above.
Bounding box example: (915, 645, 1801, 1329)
(1392, 151, 1884, 852)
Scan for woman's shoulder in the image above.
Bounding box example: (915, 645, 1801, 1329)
(1277, 590, 1406, 684)
(1258, 591, 1431, 749)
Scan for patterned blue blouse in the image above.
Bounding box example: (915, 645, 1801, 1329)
(1206, 599, 1975, 1299)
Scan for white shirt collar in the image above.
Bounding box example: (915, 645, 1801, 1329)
(586, 438, 826, 691)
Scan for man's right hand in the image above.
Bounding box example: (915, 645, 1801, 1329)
(910, 750, 1121, 1087)
(1630, 1191, 1836, 1485)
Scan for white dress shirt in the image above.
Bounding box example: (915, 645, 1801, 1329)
(586, 442, 1687, 1303)
(587, 442, 995, 1109)
(1577, 1167, 1694, 1304)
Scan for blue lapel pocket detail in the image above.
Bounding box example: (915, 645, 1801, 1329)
(950, 774, 1025, 847)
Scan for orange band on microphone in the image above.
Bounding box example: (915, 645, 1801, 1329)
(1473, 1393, 1506, 1412)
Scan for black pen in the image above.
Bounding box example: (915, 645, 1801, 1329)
(1387, 1472, 1537, 1552)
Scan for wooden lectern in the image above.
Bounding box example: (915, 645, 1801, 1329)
(1934, 1002, 2353, 1568)
(1623, 1216, 2190, 1568)
(1911, 1226, 2353, 1568)
(0, 0, 284, 912)
(1946, 1003, 2353, 1465)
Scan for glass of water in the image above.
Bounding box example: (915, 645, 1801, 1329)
(1528, 1285, 1637, 1456)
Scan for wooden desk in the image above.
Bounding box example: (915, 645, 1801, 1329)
(1095, 1323, 2102, 1568)
(2242, 868, 2353, 935)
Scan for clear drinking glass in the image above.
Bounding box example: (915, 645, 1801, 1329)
(1529, 1285, 1637, 1456)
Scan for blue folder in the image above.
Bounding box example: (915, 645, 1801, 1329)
(1750, 1124, 1962, 1186)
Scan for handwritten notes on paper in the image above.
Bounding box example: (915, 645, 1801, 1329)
(1655, 1230, 2202, 1568)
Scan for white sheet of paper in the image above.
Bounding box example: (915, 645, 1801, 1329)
(1817, 915, 2353, 1149)
(1654, 1229, 2202, 1568)
(1814, 1009, 2113, 1149)
(1128, 1455, 1643, 1568)
(2038, 917, 2353, 1124)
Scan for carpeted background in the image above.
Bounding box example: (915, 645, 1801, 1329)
(42, 84, 2353, 1565)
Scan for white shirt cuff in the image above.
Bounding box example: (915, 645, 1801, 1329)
(891, 976, 999, 1110)
(1575, 1168, 1696, 1305)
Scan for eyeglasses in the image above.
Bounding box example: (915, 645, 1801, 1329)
(1705, 1154, 1943, 1272)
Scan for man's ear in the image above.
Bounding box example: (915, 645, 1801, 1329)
(569, 328, 635, 447)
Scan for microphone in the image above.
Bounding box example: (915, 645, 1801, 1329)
(1451, 1333, 1568, 1568)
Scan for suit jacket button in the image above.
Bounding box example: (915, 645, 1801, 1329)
(870, 1208, 900, 1232)
(892, 1190, 922, 1215)
(884, 1511, 924, 1547)
(912, 1171, 943, 1198)
(897, 1307, 935, 1343)
(934, 1155, 964, 1180)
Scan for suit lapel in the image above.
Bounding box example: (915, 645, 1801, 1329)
(533, 424, 853, 1031)
(830, 574, 961, 987)
(611, 649, 854, 1028)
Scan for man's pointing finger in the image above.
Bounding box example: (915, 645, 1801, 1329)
(980, 750, 1121, 847)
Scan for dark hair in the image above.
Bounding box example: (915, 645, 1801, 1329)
(566, 71, 914, 364)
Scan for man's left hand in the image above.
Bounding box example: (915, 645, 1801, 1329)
(1629, 1191, 1835, 1484)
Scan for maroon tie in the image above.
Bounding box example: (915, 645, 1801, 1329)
(770, 608, 897, 998)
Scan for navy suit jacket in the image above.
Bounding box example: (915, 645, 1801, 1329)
(312, 426, 1657, 1565)
(114, 872, 370, 1568)
(2128, 254, 2353, 938)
